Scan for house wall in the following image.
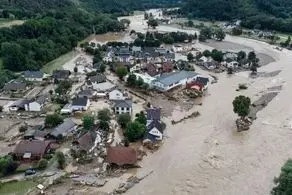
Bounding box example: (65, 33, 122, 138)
(26, 102, 42, 112)
(25, 77, 43, 82)
(154, 76, 198, 91)
(71, 99, 90, 111)
(115, 107, 132, 115)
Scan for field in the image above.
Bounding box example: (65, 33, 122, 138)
(41, 51, 75, 74)
(0, 19, 24, 28)
(0, 180, 36, 195)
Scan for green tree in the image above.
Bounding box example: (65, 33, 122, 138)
(74, 67, 78, 74)
(99, 120, 109, 131)
(187, 20, 194, 27)
(147, 18, 159, 29)
(144, 12, 149, 20)
(232, 95, 251, 119)
(162, 34, 174, 44)
(237, 51, 246, 61)
(0, 155, 16, 176)
(203, 50, 211, 57)
(272, 159, 292, 195)
(55, 80, 72, 95)
(135, 112, 147, 125)
(45, 113, 63, 128)
(1, 42, 27, 71)
(98, 108, 111, 121)
(125, 121, 146, 142)
(232, 27, 243, 36)
(211, 49, 224, 62)
(248, 51, 257, 64)
(37, 158, 48, 170)
(214, 28, 226, 41)
(117, 113, 131, 128)
(99, 64, 106, 73)
(136, 77, 144, 87)
(187, 53, 194, 62)
(127, 74, 137, 86)
(116, 66, 128, 80)
(83, 115, 95, 130)
(200, 27, 212, 39)
(55, 151, 66, 169)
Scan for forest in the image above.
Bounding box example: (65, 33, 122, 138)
(182, 0, 292, 33)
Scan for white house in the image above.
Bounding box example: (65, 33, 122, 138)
(227, 61, 239, 69)
(129, 64, 144, 73)
(133, 73, 156, 87)
(109, 89, 126, 101)
(114, 99, 132, 115)
(25, 95, 48, 112)
(172, 45, 183, 53)
(71, 97, 90, 111)
(60, 104, 72, 114)
(153, 71, 198, 91)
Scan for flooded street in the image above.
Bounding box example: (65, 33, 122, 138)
(114, 10, 292, 195)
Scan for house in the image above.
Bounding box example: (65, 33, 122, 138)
(13, 140, 52, 161)
(146, 63, 159, 77)
(76, 131, 97, 152)
(117, 47, 131, 63)
(9, 99, 30, 111)
(164, 52, 175, 61)
(143, 108, 163, 145)
(24, 71, 44, 82)
(77, 89, 97, 99)
(107, 146, 137, 166)
(4, 82, 26, 92)
(25, 95, 48, 112)
(132, 46, 142, 53)
(175, 60, 190, 70)
(153, 71, 198, 91)
(88, 74, 106, 84)
(162, 61, 174, 73)
(50, 119, 77, 138)
(60, 104, 72, 114)
(71, 97, 90, 111)
(23, 125, 45, 140)
(114, 99, 132, 115)
(195, 76, 209, 90)
(188, 76, 210, 91)
(109, 89, 126, 101)
(172, 45, 183, 53)
(52, 70, 70, 83)
(91, 81, 115, 92)
(129, 64, 144, 73)
(227, 61, 239, 69)
(133, 73, 156, 87)
(155, 47, 167, 55)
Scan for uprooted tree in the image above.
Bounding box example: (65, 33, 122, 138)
(232, 95, 252, 131)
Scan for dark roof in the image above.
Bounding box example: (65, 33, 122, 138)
(32, 95, 48, 105)
(4, 82, 26, 91)
(107, 146, 137, 166)
(13, 140, 51, 155)
(51, 119, 76, 137)
(77, 131, 96, 151)
(88, 74, 106, 83)
(164, 52, 175, 59)
(146, 63, 159, 77)
(72, 97, 88, 106)
(147, 120, 163, 132)
(196, 76, 209, 86)
(10, 99, 30, 108)
(78, 89, 94, 97)
(155, 71, 198, 86)
(24, 71, 43, 78)
(146, 108, 161, 121)
(143, 47, 159, 58)
(53, 70, 70, 79)
(114, 99, 132, 108)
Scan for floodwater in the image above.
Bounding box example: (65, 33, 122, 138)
(115, 10, 292, 195)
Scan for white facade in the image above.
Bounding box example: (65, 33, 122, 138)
(109, 90, 125, 101)
(71, 99, 90, 111)
(153, 76, 196, 91)
(25, 77, 43, 82)
(25, 102, 42, 112)
(61, 104, 72, 114)
(133, 73, 156, 87)
(129, 64, 143, 72)
(115, 106, 132, 115)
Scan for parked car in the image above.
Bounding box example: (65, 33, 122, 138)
(25, 169, 36, 176)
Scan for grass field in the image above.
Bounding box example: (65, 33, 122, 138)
(0, 180, 36, 195)
(0, 19, 24, 28)
(41, 51, 75, 74)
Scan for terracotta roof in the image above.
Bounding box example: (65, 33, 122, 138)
(107, 146, 137, 166)
(13, 140, 51, 155)
(77, 131, 96, 151)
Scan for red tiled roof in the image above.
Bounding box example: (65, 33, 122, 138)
(13, 140, 51, 155)
(107, 146, 137, 166)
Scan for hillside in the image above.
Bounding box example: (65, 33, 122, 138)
(182, 0, 292, 33)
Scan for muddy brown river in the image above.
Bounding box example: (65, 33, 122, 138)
(112, 10, 292, 195)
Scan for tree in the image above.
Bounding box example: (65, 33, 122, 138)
(37, 158, 48, 170)
(272, 159, 292, 195)
(198, 34, 207, 42)
(237, 51, 246, 61)
(162, 34, 174, 44)
(232, 96, 251, 119)
(99, 120, 109, 131)
(49, 90, 53, 95)
(83, 115, 95, 130)
(0, 155, 17, 176)
(211, 49, 224, 62)
(19, 125, 28, 133)
(55, 80, 72, 95)
(1, 42, 27, 71)
(55, 151, 66, 169)
(116, 66, 128, 80)
(98, 108, 111, 121)
(232, 27, 243, 36)
(135, 112, 147, 125)
(200, 27, 212, 39)
(187, 20, 194, 27)
(117, 113, 131, 128)
(99, 64, 106, 73)
(45, 113, 63, 128)
(125, 121, 146, 142)
(194, 32, 198, 40)
(187, 53, 194, 62)
(144, 12, 149, 20)
(120, 19, 131, 27)
(127, 74, 137, 86)
(203, 50, 211, 57)
(136, 77, 144, 87)
(214, 28, 226, 41)
(147, 18, 159, 29)
(74, 67, 78, 74)
(248, 51, 256, 64)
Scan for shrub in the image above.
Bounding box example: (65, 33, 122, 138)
(37, 158, 48, 170)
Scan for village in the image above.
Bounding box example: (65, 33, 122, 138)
(0, 8, 275, 195)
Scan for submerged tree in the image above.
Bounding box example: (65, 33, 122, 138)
(232, 95, 251, 119)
